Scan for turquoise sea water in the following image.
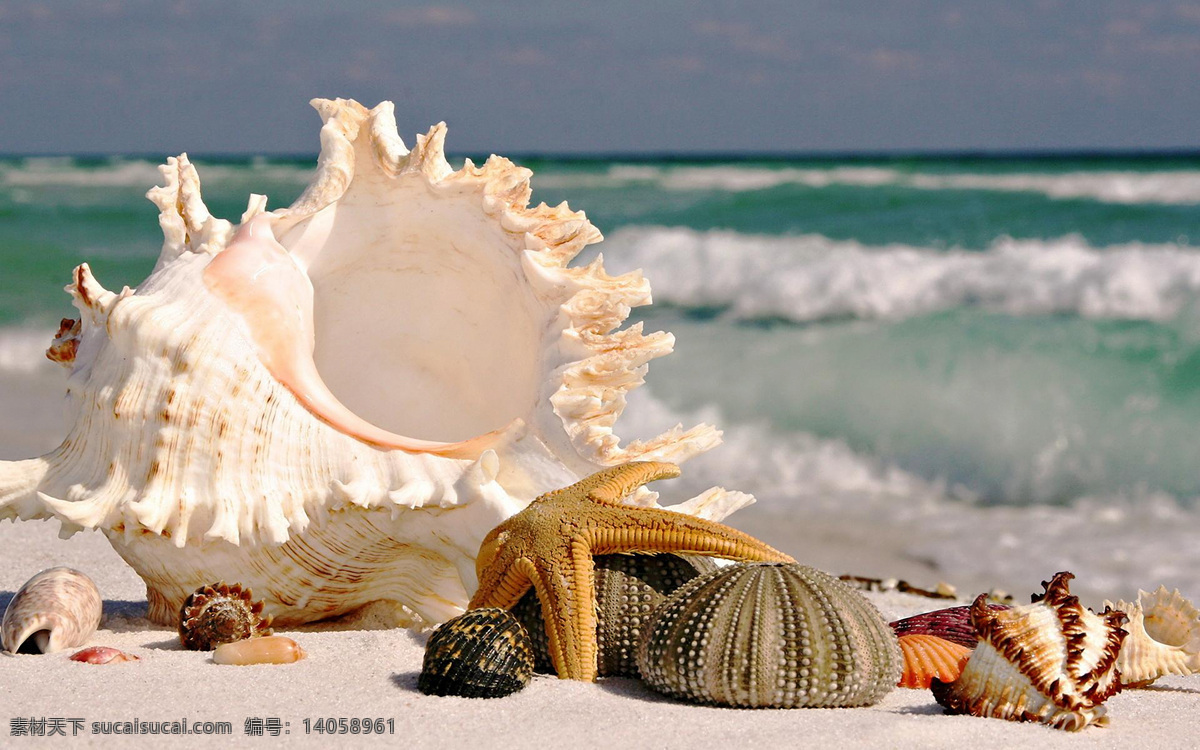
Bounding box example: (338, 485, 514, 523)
(1, 153, 1199, 516)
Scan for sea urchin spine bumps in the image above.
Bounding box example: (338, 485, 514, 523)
(419, 608, 535, 698)
(637, 563, 902, 708)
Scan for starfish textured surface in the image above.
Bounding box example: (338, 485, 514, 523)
(468, 461, 795, 681)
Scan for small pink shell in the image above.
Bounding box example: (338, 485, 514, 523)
(69, 646, 140, 664)
(897, 634, 972, 689)
(890, 604, 1009, 648)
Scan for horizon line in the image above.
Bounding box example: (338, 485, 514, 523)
(2, 147, 1200, 163)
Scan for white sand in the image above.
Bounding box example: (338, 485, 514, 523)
(2, 518, 1197, 750)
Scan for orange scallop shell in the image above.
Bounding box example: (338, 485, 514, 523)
(897, 634, 973, 689)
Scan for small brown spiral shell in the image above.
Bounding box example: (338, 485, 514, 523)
(178, 582, 273, 651)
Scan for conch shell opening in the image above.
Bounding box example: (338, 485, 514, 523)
(0, 98, 745, 629)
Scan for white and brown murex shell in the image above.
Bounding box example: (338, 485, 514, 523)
(1103, 586, 1200, 687)
(931, 572, 1128, 732)
(0, 99, 753, 628)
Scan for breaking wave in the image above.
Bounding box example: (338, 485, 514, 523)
(600, 226, 1200, 323)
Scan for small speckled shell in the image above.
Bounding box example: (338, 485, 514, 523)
(1104, 586, 1200, 687)
(932, 572, 1128, 732)
(890, 604, 1009, 649)
(1, 568, 102, 654)
(419, 608, 534, 698)
(637, 563, 902, 708)
(179, 582, 273, 651)
(897, 634, 972, 689)
(511, 553, 717, 676)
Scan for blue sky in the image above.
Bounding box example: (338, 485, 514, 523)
(0, 1, 1198, 154)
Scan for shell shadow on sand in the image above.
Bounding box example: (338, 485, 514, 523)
(390, 672, 422, 693)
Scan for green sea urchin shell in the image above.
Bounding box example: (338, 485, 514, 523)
(511, 553, 717, 676)
(178, 582, 273, 651)
(419, 608, 534, 698)
(637, 563, 902, 708)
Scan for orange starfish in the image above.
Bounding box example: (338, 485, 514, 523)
(468, 461, 795, 681)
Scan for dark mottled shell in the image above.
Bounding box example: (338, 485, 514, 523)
(179, 582, 273, 651)
(890, 604, 1010, 649)
(638, 563, 902, 708)
(419, 608, 534, 698)
(511, 553, 717, 677)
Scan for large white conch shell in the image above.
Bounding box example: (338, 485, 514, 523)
(1104, 586, 1200, 687)
(0, 99, 751, 627)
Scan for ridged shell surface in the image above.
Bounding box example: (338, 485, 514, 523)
(1104, 586, 1200, 687)
(890, 604, 1009, 649)
(637, 563, 902, 708)
(179, 582, 274, 650)
(932, 572, 1128, 732)
(0, 98, 755, 629)
(897, 634, 973, 689)
(419, 608, 534, 698)
(511, 553, 717, 676)
(1, 567, 102, 654)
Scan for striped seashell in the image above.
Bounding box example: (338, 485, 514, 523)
(889, 603, 1009, 649)
(1, 568, 102, 654)
(179, 582, 273, 651)
(896, 634, 972, 689)
(637, 563, 902, 708)
(1103, 586, 1200, 687)
(419, 608, 534, 698)
(511, 553, 717, 676)
(932, 572, 1128, 732)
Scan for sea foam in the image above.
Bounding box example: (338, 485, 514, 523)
(537, 164, 1200, 204)
(601, 226, 1200, 323)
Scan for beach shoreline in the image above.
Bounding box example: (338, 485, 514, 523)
(1, 518, 1196, 749)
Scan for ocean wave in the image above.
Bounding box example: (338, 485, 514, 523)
(538, 165, 1200, 204)
(601, 227, 1200, 323)
(0, 327, 56, 374)
(0, 158, 313, 189)
(618, 389, 1200, 601)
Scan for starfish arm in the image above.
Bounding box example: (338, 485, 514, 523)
(586, 508, 795, 563)
(533, 538, 601, 681)
(585, 461, 682, 505)
(468, 555, 536, 610)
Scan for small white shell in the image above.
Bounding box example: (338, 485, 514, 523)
(1104, 586, 1200, 687)
(212, 635, 306, 665)
(2, 567, 102, 654)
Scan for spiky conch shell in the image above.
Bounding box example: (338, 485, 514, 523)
(1103, 586, 1200, 687)
(637, 563, 902, 708)
(419, 608, 534, 698)
(179, 582, 273, 651)
(0, 98, 755, 628)
(510, 553, 718, 676)
(931, 572, 1128, 732)
(1, 567, 102, 654)
(897, 634, 973, 689)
